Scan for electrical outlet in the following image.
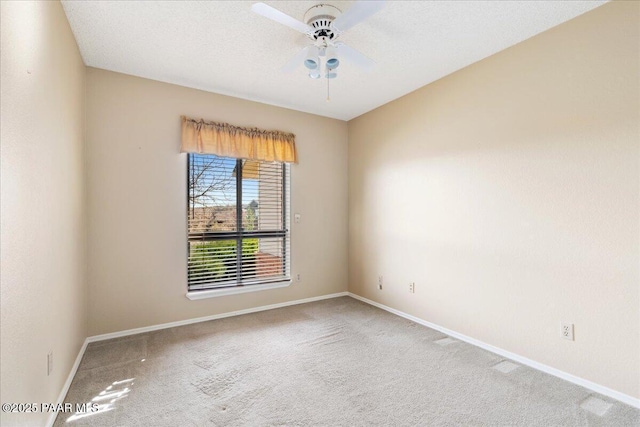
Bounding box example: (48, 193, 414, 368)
(378, 275, 383, 290)
(561, 323, 574, 341)
(294, 213, 301, 223)
(47, 351, 53, 376)
(296, 273, 301, 282)
(409, 282, 415, 293)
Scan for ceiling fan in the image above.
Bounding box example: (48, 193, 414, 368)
(251, 1, 385, 81)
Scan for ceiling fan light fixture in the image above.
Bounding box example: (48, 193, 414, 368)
(251, 1, 385, 87)
(304, 45, 320, 70)
(325, 45, 339, 69)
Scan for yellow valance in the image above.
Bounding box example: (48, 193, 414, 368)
(180, 116, 297, 163)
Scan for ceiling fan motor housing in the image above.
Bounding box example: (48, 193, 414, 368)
(304, 4, 341, 40)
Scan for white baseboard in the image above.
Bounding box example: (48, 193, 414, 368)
(46, 338, 89, 427)
(87, 291, 349, 343)
(347, 292, 640, 409)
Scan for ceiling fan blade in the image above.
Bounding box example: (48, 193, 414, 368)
(280, 46, 309, 73)
(336, 43, 375, 71)
(251, 3, 312, 34)
(331, 0, 385, 33)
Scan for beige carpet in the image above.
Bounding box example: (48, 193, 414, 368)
(56, 297, 639, 426)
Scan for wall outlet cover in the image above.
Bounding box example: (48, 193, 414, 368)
(47, 351, 53, 376)
(561, 323, 574, 341)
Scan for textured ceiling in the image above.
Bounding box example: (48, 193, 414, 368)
(61, 1, 607, 121)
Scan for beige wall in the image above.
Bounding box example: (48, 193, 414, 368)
(0, 2, 87, 426)
(85, 68, 348, 336)
(348, 1, 639, 399)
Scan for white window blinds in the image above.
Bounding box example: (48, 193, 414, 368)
(187, 154, 290, 290)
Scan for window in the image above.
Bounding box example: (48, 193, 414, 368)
(187, 154, 290, 292)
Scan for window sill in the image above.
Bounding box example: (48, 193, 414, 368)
(186, 280, 292, 300)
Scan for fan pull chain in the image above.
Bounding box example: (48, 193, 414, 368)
(326, 71, 330, 102)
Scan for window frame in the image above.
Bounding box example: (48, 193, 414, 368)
(185, 154, 291, 296)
